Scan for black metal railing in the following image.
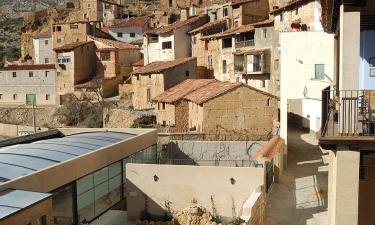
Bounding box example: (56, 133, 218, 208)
(321, 89, 375, 137)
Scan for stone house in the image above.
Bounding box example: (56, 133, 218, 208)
(132, 57, 197, 110)
(0, 64, 57, 106)
(54, 41, 96, 97)
(143, 14, 209, 65)
(51, 21, 109, 50)
(270, 0, 323, 32)
(231, 0, 270, 26)
(108, 16, 152, 43)
(153, 79, 279, 140)
(80, 0, 123, 26)
(79, 36, 141, 97)
(152, 79, 217, 129)
(32, 31, 53, 64)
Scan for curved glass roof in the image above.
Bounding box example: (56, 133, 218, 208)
(0, 131, 135, 182)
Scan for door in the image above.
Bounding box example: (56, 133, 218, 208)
(26, 94, 36, 105)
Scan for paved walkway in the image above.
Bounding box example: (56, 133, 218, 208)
(265, 128, 329, 225)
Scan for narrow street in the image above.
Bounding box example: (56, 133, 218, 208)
(265, 128, 329, 225)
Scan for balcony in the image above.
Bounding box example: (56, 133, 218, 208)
(320, 89, 375, 145)
(235, 40, 255, 48)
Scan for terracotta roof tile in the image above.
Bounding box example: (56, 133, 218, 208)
(145, 14, 208, 35)
(110, 16, 151, 28)
(201, 24, 254, 39)
(33, 31, 51, 39)
(152, 79, 217, 103)
(132, 59, 144, 67)
(188, 19, 228, 34)
(53, 41, 94, 51)
(0, 64, 56, 71)
(89, 36, 140, 50)
(184, 81, 242, 104)
(231, 0, 259, 5)
(133, 57, 196, 75)
(75, 75, 103, 89)
(251, 18, 274, 26)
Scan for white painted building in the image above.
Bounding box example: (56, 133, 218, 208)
(279, 31, 335, 141)
(32, 32, 53, 64)
(108, 16, 151, 43)
(143, 14, 208, 65)
(0, 64, 57, 106)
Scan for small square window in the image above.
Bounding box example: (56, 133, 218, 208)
(314, 64, 325, 80)
(45, 58, 49, 63)
(295, 8, 299, 15)
(117, 32, 123, 37)
(45, 71, 49, 77)
(29, 72, 34, 77)
(13, 94, 17, 100)
(0, 94, 2, 100)
(130, 33, 135, 38)
(162, 41, 172, 49)
(262, 29, 267, 38)
(186, 71, 189, 77)
(45, 40, 49, 45)
(46, 94, 50, 100)
(162, 102, 165, 110)
(12, 72, 16, 77)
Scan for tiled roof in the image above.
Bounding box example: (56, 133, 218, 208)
(184, 81, 278, 104)
(145, 14, 208, 35)
(133, 57, 196, 75)
(231, 0, 259, 5)
(0, 64, 56, 71)
(130, 39, 144, 46)
(152, 79, 217, 103)
(53, 41, 94, 51)
(201, 24, 254, 39)
(184, 81, 242, 104)
(132, 59, 144, 67)
(75, 75, 103, 89)
(89, 36, 140, 50)
(251, 19, 274, 26)
(270, 0, 314, 14)
(33, 31, 51, 39)
(188, 19, 228, 34)
(110, 16, 150, 28)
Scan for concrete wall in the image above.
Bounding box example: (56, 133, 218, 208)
(280, 31, 334, 141)
(0, 69, 57, 105)
(33, 37, 53, 64)
(155, 103, 176, 126)
(126, 164, 264, 222)
(0, 197, 54, 225)
(144, 33, 175, 65)
(359, 30, 375, 89)
(109, 27, 144, 43)
(52, 23, 92, 49)
(164, 140, 266, 162)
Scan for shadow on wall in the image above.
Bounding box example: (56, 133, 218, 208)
(287, 112, 310, 131)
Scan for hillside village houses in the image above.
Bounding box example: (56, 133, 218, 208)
(108, 16, 153, 43)
(32, 31, 54, 64)
(78, 0, 124, 26)
(132, 57, 197, 110)
(153, 79, 279, 140)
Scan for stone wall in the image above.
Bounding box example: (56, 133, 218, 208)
(103, 107, 140, 128)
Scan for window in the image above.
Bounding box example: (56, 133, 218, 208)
(130, 33, 135, 38)
(274, 59, 279, 70)
(13, 94, 17, 100)
(222, 60, 227, 73)
(314, 64, 325, 80)
(57, 72, 61, 76)
(204, 40, 208, 50)
(234, 21, 239, 28)
(56, 26, 62, 31)
(223, 7, 229, 17)
(136, 75, 140, 80)
(45, 71, 49, 77)
(117, 32, 123, 37)
(29, 72, 34, 77)
(162, 121, 166, 127)
(45, 58, 49, 63)
(262, 80, 266, 88)
(87, 3, 91, 8)
(186, 71, 189, 77)
(169, 0, 173, 7)
(83, 13, 88, 19)
(280, 13, 284, 22)
(12, 72, 16, 77)
(100, 51, 111, 61)
(162, 41, 172, 49)
(46, 94, 50, 100)
(162, 102, 165, 110)
(147, 89, 151, 103)
(57, 38, 62, 43)
(295, 8, 299, 15)
(37, 215, 47, 225)
(70, 24, 79, 29)
(208, 55, 213, 70)
(191, 36, 197, 44)
(0, 94, 2, 100)
(222, 38, 232, 49)
(45, 40, 49, 45)
(262, 29, 267, 39)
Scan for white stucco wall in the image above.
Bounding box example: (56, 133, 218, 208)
(144, 33, 175, 64)
(280, 31, 335, 140)
(33, 37, 53, 64)
(108, 27, 144, 43)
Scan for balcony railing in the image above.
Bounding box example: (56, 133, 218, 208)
(321, 89, 375, 138)
(235, 40, 255, 48)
